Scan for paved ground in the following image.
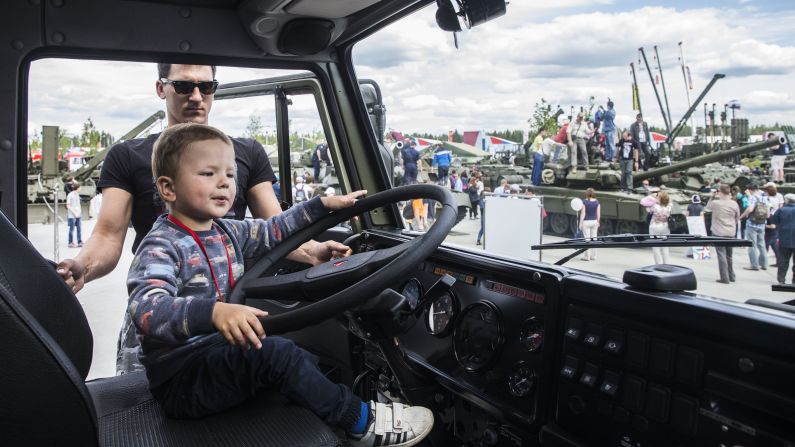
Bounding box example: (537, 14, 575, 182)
(27, 212, 790, 380)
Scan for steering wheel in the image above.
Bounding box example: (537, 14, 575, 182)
(227, 184, 457, 335)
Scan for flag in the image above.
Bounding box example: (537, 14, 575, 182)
(632, 83, 641, 111)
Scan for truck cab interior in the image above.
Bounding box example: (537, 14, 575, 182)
(2, 1, 795, 446)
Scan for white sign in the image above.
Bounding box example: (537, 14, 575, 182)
(686, 216, 711, 260)
(484, 194, 544, 262)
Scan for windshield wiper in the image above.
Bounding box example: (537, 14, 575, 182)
(532, 234, 751, 266)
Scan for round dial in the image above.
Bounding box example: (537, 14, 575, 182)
(519, 317, 544, 352)
(425, 291, 457, 336)
(453, 301, 504, 372)
(508, 365, 536, 398)
(400, 278, 422, 310)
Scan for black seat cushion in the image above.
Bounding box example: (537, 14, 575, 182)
(88, 372, 343, 447)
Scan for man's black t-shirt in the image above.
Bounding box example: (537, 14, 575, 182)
(98, 133, 278, 253)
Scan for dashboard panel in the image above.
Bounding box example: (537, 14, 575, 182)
(359, 230, 795, 447)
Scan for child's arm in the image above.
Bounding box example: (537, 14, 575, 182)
(230, 191, 366, 261)
(127, 237, 217, 343)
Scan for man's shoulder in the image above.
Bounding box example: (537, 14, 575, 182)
(230, 136, 260, 151)
(107, 134, 159, 156)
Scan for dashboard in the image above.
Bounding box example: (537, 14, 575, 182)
(359, 230, 795, 447)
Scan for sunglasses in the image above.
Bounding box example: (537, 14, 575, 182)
(160, 78, 219, 95)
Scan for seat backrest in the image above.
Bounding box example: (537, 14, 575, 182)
(0, 210, 98, 445)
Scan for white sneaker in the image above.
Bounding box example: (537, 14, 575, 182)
(348, 401, 434, 447)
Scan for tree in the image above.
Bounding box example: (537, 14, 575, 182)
(245, 114, 267, 145)
(527, 98, 561, 138)
(79, 117, 102, 151)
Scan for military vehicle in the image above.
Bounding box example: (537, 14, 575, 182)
(26, 111, 166, 203)
(635, 137, 787, 193)
(5, 2, 795, 447)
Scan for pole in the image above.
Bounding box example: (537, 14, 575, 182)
(630, 62, 643, 116)
(53, 182, 60, 262)
(678, 42, 696, 136)
(639, 47, 671, 133)
(654, 46, 673, 134)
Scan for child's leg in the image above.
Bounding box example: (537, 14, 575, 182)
(152, 336, 361, 430)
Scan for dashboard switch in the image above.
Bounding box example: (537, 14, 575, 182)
(671, 393, 699, 435)
(583, 324, 603, 348)
(649, 339, 676, 378)
(627, 331, 650, 369)
(645, 384, 671, 423)
(623, 374, 646, 413)
(599, 370, 621, 397)
(604, 328, 625, 355)
(565, 317, 583, 341)
(561, 355, 579, 380)
(579, 362, 599, 388)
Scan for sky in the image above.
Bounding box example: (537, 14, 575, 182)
(27, 0, 795, 143)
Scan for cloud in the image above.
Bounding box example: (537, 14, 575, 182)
(24, 2, 795, 143)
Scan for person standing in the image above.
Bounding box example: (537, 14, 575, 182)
(467, 178, 480, 219)
(686, 195, 704, 217)
(432, 143, 452, 185)
(568, 114, 591, 172)
(740, 184, 769, 271)
(772, 194, 795, 284)
(646, 191, 672, 264)
(601, 101, 617, 162)
(65, 182, 83, 248)
(630, 113, 652, 170)
(616, 131, 639, 192)
(553, 118, 571, 163)
(578, 188, 600, 261)
(530, 130, 546, 185)
(495, 179, 511, 196)
(449, 169, 463, 192)
(769, 132, 788, 183)
(705, 184, 741, 283)
(401, 140, 420, 185)
(764, 182, 784, 265)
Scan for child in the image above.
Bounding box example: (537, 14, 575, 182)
(127, 123, 433, 446)
(615, 131, 639, 193)
(65, 182, 83, 248)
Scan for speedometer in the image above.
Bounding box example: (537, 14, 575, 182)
(453, 301, 504, 372)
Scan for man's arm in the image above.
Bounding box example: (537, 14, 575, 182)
(56, 187, 133, 292)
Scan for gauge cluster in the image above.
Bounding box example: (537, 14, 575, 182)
(395, 262, 554, 424)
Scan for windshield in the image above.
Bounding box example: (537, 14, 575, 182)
(352, 2, 795, 304)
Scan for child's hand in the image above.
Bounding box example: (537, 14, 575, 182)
(321, 190, 367, 211)
(212, 302, 268, 349)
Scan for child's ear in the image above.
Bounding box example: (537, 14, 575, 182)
(155, 176, 176, 203)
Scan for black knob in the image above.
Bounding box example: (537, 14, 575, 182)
(482, 427, 499, 446)
(568, 395, 586, 414)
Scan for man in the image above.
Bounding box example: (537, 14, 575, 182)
(432, 143, 452, 185)
(56, 64, 350, 375)
(630, 113, 652, 170)
(705, 184, 740, 283)
(740, 184, 769, 271)
(764, 182, 784, 265)
(769, 132, 788, 183)
(553, 118, 571, 163)
(401, 139, 420, 185)
(312, 140, 331, 181)
(772, 194, 795, 284)
(601, 101, 616, 161)
(567, 114, 591, 172)
(616, 130, 639, 192)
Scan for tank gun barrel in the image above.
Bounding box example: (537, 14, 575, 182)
(634, 136, 785, 184)
(72, 110, 165, 181)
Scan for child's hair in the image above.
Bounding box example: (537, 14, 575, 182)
(70, 182, 79, 192)
(658, 191, 670, 206)
(152, 123, 232, 179)
(585, 187, 596, 199)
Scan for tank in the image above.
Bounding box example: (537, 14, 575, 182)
(635, 137, 785, 192)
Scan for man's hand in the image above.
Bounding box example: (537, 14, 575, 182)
(56, 258, 86, 293)
(212, 302, 268, 349)
(320, 189, 367, 210)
